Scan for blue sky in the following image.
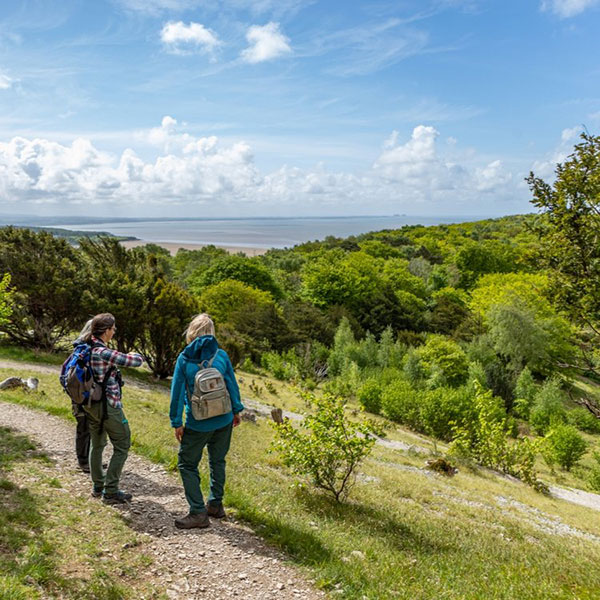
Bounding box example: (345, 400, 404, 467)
(0, 0, 599, 218)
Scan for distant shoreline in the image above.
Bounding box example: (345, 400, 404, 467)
(119, 239, 269, 256)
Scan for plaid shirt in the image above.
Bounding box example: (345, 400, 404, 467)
(90, 337, 144, 408)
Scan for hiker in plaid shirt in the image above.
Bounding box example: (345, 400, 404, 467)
(82, 313, 144, 504)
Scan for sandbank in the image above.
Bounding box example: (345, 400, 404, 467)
(120, 239, 270, 256)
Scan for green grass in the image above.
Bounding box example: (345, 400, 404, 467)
(2, 366, 600, 599)
(0, 425, 164, 599)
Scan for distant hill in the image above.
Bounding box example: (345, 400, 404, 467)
(0, 225, 137, 245)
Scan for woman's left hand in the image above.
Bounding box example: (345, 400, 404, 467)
(233, 413, 241, 427)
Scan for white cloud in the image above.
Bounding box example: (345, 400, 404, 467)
(241, 22, 292, 64)
(160, 21, 221, 55)
(0, 119, 524, 214)
(0, 74, 13, 90)
(531, 126, 582, 178)
(541, 0, 599, 18)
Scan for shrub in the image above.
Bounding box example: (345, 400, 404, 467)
(513, 367, 537, 419)
(271, 392, 381, 502)
(357, 378, 383, 414)
(529, 378, 567, 435)
(449, 384, 544, 490)
(543, 424, 587, 471)
(380, 379, 422, 430)
(590, 452, 600, 492)
(566, 407, 600, 434)
(403, 348, 426, 385)
(419, 386, 476, 441)
(418, 335, 469, 387)
(261, 352, 293, 380)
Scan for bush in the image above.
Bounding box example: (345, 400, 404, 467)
(380, 379, 422, 430)
(513, 367, 537, 419)
(418, 335, 469, 388)
(529, 378, 567, 435)
(566, 407, 600, 434)
(543, 424, 587, 471)
(449, 384, 545, 490)
(419, 386, 476, 441)
(402, 348, 426, 385)
(590, 452, 600, 492)
(271, 392, 381, 502)
(357, 379, 383, 414)
(261, 352, 294, 380)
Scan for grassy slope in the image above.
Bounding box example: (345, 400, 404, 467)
(1, 361, 600, 599)
(0, 426, 162, 600)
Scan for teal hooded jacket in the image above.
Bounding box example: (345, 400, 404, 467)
(170, 335, 244, 432)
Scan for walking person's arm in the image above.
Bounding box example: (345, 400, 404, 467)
(223, 353, 244, 426)
(170, 355, 186, 442)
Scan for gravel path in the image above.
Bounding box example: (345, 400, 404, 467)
(0, 400, 325, 600)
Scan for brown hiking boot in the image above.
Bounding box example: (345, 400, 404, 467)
(207, 503, 226, 519)
(174, 512, 210, 529)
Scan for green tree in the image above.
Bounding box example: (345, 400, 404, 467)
(138, 278, 199, 379)
(173, 245, 228, 286)
(428, 287, 471, 335)
(527, 133, 600, 334)
(79, 237, 149, 353)
(418, 335, 469, 387)
(513, 367, 537, 419)
(0, 227, 88, 349)
(199, 279, 290, 359)
(0, 273, 14, 327)
(327, 317, 356, 376)
(194, 255, 282, 299)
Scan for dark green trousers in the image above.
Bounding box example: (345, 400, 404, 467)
(84, 402, 131, 494)
(177, 423, 233, 514)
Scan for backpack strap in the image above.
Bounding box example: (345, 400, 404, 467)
(200, 350, 219, 370)
(184, 350, 219, 403)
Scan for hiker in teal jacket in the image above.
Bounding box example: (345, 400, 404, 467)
(170, 313, 244, 529)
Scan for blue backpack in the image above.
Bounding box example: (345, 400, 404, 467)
(60, 343, 98, 405)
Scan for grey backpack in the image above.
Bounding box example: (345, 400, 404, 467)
(186, 352, 232, 420)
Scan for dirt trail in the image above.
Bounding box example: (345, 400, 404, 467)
(0, 399, 325, 600)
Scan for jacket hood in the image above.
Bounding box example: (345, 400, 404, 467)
(181, 335, 219, 363)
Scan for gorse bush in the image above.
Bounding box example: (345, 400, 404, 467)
(542, 424, 587, 471)
(270, 392, 381, 502)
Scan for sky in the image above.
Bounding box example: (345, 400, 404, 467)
(0, 0, 599, 219)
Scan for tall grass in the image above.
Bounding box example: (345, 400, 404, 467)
(2, 366, 600, 599)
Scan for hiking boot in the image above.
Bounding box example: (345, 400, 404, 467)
(102, 490, 132, 504)
(91, 486, 103, 498)
(79, 462, 91, 473)
(174, 512, 210, 529)
(207, 503, 226, 519)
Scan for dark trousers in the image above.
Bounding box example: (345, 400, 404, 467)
(74, 406, 90, 466)
(177, 424, 233, 514)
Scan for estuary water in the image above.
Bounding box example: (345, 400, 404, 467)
(54, 215, 472, 250)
